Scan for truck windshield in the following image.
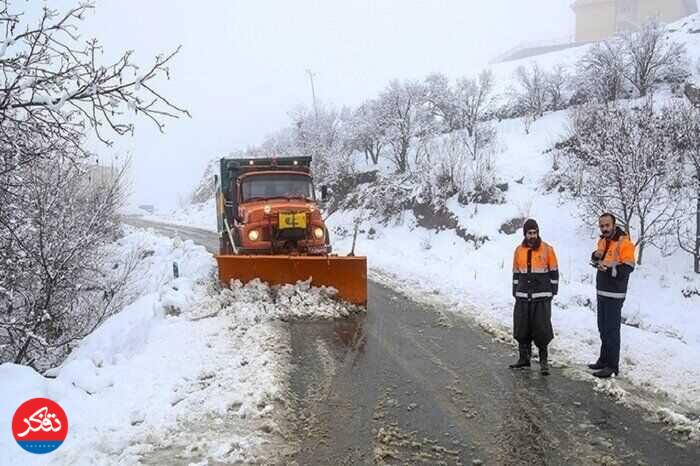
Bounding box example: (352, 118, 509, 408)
(241, 174, 314, 201)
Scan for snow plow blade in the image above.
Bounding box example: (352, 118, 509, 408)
(216, 255, 368, 306)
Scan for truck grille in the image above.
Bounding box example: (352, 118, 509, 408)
(276, 228, 306, 241)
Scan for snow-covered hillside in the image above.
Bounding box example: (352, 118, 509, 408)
(325, 110, 700, 429)
(485, 13, 700, 99)
(159, 13, 700, 437)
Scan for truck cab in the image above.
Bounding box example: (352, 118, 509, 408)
(217, 156, 331, 255)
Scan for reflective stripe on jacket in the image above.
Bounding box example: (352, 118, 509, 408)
(593, 227, 635, 300)
(512, 241, 559, 301)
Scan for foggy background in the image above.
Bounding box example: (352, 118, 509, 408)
(39, 1, 581, 209)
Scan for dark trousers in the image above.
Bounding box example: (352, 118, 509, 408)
(596, 296, 623, 372)
(513, 299, 554, 348)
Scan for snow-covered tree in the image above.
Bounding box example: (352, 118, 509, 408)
(0, 155, 136, 369)
(454, 70, 495, 136)
(557, 102, 684, 264)
(509, 63, 547, 119)
(0, 2, 187, 178)
(347, 99, 386, 165)
(289, 103, 353, 181)
(423, 73, 460, 133)
(376, 80, 434, 173)
(575, 19, 687, 103)
(620, 19, 688, 98)
(544, 64, 569, 111)
(0, 1, 187, 368)
(458, 121, 496, 163)
(576, 41, 627, 104)
(422, 70, 495, 137)
(258, 127, 299, 158)
(663, 102, 700, 273)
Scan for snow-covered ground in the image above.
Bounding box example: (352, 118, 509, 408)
(143, 199, 217, 232)
(124, 13, 700, 440)
(149, 111, 700, 439)
(324, 108, 700, 435)
(0, 227, 358, 465)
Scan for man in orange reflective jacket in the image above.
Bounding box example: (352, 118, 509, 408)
(588, 213, 635, 378)
(510, 219, 559, 375)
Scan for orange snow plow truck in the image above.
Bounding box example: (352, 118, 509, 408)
(214, 156, 367, 306)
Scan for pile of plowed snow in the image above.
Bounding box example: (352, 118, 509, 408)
(0, 228, 362, 466)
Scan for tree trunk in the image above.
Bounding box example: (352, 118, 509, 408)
(370, 144, 381, 165)
(14, 331, 32, 365)
(637, 216, 645, 265)
(695, 190, 700, 273)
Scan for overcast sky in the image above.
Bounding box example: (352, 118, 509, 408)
(43, 0, 577, 209)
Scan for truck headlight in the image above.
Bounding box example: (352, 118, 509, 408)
(263, 205, 272, 215)
(313, 227, 325, 239)
(248, 230, 260, 241)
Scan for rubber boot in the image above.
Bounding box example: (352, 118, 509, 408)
(539, 346, 550, 376)
(509, 344, 531, 369)
(592, 367, 618, 378)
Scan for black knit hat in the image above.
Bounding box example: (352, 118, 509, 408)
(523, 218, 539, 236)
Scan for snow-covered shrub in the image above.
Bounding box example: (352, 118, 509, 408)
(544, 64, 570, 112)
(0, 157, 134, 370)
(415, 128, 502, 206)
(556, 101, 685, 264)
(457, 128, 503, 205)
(334, 172, 417, 225)
(506, 62, 575, 120)
(575, 40, 628, 104)
(508, 62, 548, 119)
(190, 159, 220, 204)
(464, 144, 502, 205)
(420, 134, 468, 200)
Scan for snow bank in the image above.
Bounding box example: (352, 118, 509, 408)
(0, 228, 359, 465)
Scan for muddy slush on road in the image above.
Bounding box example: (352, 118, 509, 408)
(124, 217, 700, 466)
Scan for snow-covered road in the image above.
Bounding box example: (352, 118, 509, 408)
(124, 217, 700, 466)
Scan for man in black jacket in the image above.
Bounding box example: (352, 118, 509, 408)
(588, 213, 636, 378)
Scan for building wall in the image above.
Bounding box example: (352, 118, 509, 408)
(573, 0, 698, 42)
(637, 0, 685, 23)
(574, 0, 617, 42)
